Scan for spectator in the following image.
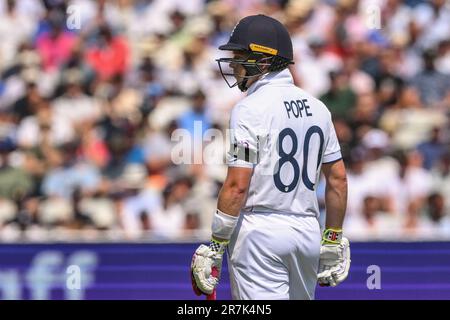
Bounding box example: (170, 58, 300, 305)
(35, 10, 77, 72)
(183, 212, 201, 236)
(69, 187, 96, 230)
(373, 47, 405, 109)
(426, 193, 450, 230)
(379, 86, 447, 149)
(16, 97, 75, 148)
(410, 49, 450, 106)
(342, 55, 375, 95)
(52, 70, 101, 129)
(435, 39, 450, 74)
(107, 74, 143, 128)
(177, 89, 211, 136)
(0, 138, 33, 200)
(41, 141, 102, 199)
(417, 126, 448, 170)
(430, 153, 450, 215)
(386, 150, 433, 230)
(294, 36, 341, 96)
(360, 128, 398, 213)
(0, 0, 35, 69)
(352, 92, 379, 127)
(134, 58, 165, 117)
(118, 163, 161, 239)
(345, 148, 378, 225)
(11, 82, 42, 122)
(6, 195, 40, 232)
(320, 70, 357, 120)
(143, 120, 176, 179)
(85, 24, 130, 81)
(332, 117, 353, 160)
(78, 121, 110, 169)
(413, 0, 450, 50)
(149, 176, 193, 239)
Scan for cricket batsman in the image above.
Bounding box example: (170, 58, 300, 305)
(191, 14, 350, 300)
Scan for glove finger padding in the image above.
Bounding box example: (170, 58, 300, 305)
(190, 256, 203, 296)
(318, 238, 351, 287)
(191, 244, 223, 295)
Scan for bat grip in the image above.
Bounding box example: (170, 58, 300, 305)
(206, 266, 219, 300)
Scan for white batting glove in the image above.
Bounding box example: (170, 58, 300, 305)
(317, 229, 351, 287)
(190, 239, 227, 295)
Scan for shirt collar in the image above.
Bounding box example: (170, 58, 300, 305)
(246, 68, 294, 95)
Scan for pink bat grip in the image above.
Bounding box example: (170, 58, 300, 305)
(206, 267, 219, 300)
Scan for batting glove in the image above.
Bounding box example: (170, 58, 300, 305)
(190, 238, 227, 295)
(317, 229, 351, 287)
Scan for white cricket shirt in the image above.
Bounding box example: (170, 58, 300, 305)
(227, 69, 341, 217)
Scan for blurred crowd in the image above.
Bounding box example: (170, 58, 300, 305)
(0, 0, 449, 241)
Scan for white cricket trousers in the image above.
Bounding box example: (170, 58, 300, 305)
(227, 211, 321, 300)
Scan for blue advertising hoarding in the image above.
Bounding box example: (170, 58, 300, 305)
(0, 242, 449, 300)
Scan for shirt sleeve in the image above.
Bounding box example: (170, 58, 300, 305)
(322, 111, 342, 164)
(226, 104, 261, 168)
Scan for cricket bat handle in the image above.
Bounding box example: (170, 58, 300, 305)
(206, 267, 219, 300)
